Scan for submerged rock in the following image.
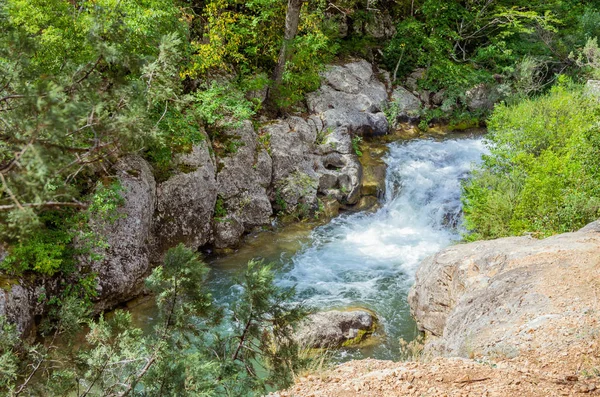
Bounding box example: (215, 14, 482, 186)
(295, 309, 377, 348)
(409, 220, 600, 360)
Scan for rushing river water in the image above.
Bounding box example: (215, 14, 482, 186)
(130, 134, 487, 361)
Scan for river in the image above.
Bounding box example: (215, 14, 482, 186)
(130, 133, 487, 361)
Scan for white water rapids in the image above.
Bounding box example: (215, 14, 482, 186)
(276, 135, 487, 358)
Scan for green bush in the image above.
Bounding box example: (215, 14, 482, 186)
(463, 80, 600, 240)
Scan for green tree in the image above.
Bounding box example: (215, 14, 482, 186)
(1, 245, 309, 396)
(462, 79, 600, 240)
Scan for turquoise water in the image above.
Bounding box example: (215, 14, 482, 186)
(200, 135, 487, 360)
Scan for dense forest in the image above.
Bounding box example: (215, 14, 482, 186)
(1, 0, 599, 395)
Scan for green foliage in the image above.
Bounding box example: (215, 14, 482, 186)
(0, 0, 188, 250)
(214, 196, 227, 220)
(1, 180, 124, 276)
(571, 37, 600, 79)
(315, 127, 332, 146)
(0, 317, 19, 392)
(1, 245, 310, 396)
(192, 81, 256, 128)
(383, 0, 593, 114)
(352, 136, 363, 157)
(463, 82, 600, 240)
(258, 132, 272, 155)
(274, 11, 339, 109)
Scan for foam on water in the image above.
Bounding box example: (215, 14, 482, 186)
(277, 136, 487, 358)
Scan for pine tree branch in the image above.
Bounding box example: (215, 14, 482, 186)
(0, 201, 89, 211)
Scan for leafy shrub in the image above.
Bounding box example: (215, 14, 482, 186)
(463, 80, 600, 240)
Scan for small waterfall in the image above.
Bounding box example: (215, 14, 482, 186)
(277, 136, 487, 359)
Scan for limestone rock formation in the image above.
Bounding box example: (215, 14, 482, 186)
(153, 137, 217, 253)
(265, 115, 362, 213)
(390, 86, 422, 124)
(91, 155, 157, 311)
(213, 120, 273, 248)
(307, 59, 389, 137)
(295, 309, 377, 348)
(408, 221, 600, 360)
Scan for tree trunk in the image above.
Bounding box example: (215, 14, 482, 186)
(270, 0, 303, 99)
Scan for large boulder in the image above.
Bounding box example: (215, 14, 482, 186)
(153, 137, 217, 253)
(409, 221, 600, 361)
(213, 121, 273, 248)
(91, 155, 156, 311)
(307, 59, 389, 137)
(295, 309, 377, 348)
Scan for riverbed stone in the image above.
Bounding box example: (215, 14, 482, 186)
(295, 309, 377, 348)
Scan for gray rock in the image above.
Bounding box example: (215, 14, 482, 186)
(432, 89, 446, 106)
(154, 137, 217, 253)
(364, 11, 396, 39)
(464, 83, 496, 112)
(321, 109, 388, 137)
(306, 59, 389, 138)
(409, 221, 600, 359)
(585, 80, 600, 99)
(295, 309, 377, 348)
(213, 121, 273, 248)
(390, 87, 422, 123)
(266, 116, 363, 212)
(404, 69, 425, 92)
(0, 283, 40, 337)
(91, 155, 156, 311)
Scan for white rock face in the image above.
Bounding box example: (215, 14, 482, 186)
(409, 221, 600, 360)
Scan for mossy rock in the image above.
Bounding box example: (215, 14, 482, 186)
(295, 308, 379, 349)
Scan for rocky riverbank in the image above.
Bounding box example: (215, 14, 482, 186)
(273, 221, 600, 396)
(0, 58, 395, 337)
